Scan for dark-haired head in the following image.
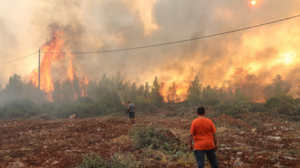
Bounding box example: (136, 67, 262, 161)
(197, 106, 205, 115)
(128, 101, 131, 104)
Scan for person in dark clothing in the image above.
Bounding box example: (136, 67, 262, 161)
(127, 101, 136, 124)
(189, 106, 219, 168)
(125, 102, 129, 116)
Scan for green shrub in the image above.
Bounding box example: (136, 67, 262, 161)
(200, 99, 220, 106)
(227, 108, 239, 116)
(128, 125, 178, 150)
(187, 94, 201, 106)
(77, 97, 94, 104)
(290, 116, 300, 122)
(250, 106, 268, 113)
(128, 125, 166, 149)
(52, 101, 110, 119)
(0, 99, 41, 119)
(135, 96, 151, 109)
(109, 153, 139, 168)
(177, 152, 196, 166)
(245, 113, 265, 129)
(214, 103, 234, 113)
(265, 97, 280, 108)
(283, 149, 300, 156)
(186, 76, 201, 106)
(232, 99, 250, 114)
(281, 95, 294, 103)
(265, 95, 294, 109)
(79, 152, 139, 168)
(214, 103, 239, 116)
(276, 102, 293, 114)
(80, 152, 107, 168)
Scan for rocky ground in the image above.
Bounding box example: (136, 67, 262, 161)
(0, 109, 300, 168)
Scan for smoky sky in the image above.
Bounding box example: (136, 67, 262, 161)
(1, 0, 300, 101)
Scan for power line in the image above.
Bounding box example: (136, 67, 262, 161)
(0, 51, 38, 65)
(2, 14, 300, 63)
(43, 14, 300, 55)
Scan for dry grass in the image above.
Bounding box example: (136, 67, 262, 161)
(170, 128, 190, 142)
(232, 145, 252, 152)
(283, 149, 300, 156)
(109, 135, 132, 144)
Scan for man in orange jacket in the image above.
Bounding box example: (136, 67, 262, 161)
(189, 106, 219, 168)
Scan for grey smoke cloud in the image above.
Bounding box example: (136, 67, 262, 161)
(1, 0, 300, 101)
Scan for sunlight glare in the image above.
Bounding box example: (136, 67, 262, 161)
(284, 52, 296, 65)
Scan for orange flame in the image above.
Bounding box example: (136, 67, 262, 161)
(30, 31, 89, 101)
(160, 81, 190, 102)
(30, 31, 64, 101)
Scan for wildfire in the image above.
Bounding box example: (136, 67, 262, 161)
(67, 55, 89, 99)
(30, 31, 64, 101)
(68, 55, 75, 81)
(160, 81, 190, 103)
(30, 31, 89, 101)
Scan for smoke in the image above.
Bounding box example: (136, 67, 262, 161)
(1, 0, 300, 101)
(0, 19, 18, 84)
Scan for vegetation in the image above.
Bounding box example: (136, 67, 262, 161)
(0, 73, 300, 120)
(186, 76, 201, 106)
(128, 125, 177, 150)
(244, 113, 265, 129)
(127, 125, 196, 166)
(167, 82, 181, 104)
(150, 76, 165, 106)
(263, 75, 292, 100)
(79, 152, 139, 168)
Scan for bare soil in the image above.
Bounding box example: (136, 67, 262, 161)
(0, 111, 300, 168)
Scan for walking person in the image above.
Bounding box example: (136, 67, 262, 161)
(189, 106, 219, 168)
(127, 101, 136, 124)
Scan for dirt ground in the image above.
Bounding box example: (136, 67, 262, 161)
(0, 111, 300, 168)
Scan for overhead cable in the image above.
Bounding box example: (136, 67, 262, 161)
(2, 14, 300, 63)
(0, 51, 38, 64)
(42, 14, 300, 55)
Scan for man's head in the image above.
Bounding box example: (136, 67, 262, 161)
(128, 101, 131, 104)
(197, 106, 205, 115)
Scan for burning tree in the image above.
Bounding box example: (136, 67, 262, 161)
(166, 82, 181, 103)
(30, 30, 89, 101)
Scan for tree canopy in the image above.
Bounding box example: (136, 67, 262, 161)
(263, 75, 292, 99)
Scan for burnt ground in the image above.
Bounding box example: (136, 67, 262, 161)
(0, 111, 300, 168)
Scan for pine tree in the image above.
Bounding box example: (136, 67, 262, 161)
(72, 74, 81, 99)
(52, 80, 62, 102)
(187, 76, 202, 106)
(150, 77, 164, 106)
(144, 82, 150, 100)
(61, 79, 75, 102)
(263, 74, 292, 99)
(3, 74, 25, 99)
(137, 84, 145, 97)
(130, 82, 137, 102)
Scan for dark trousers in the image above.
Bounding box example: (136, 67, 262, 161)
(129, 112, 135, 119)
(194, 149, 219, 168)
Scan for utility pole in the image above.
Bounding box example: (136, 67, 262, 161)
(38, 49, 40, 92)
